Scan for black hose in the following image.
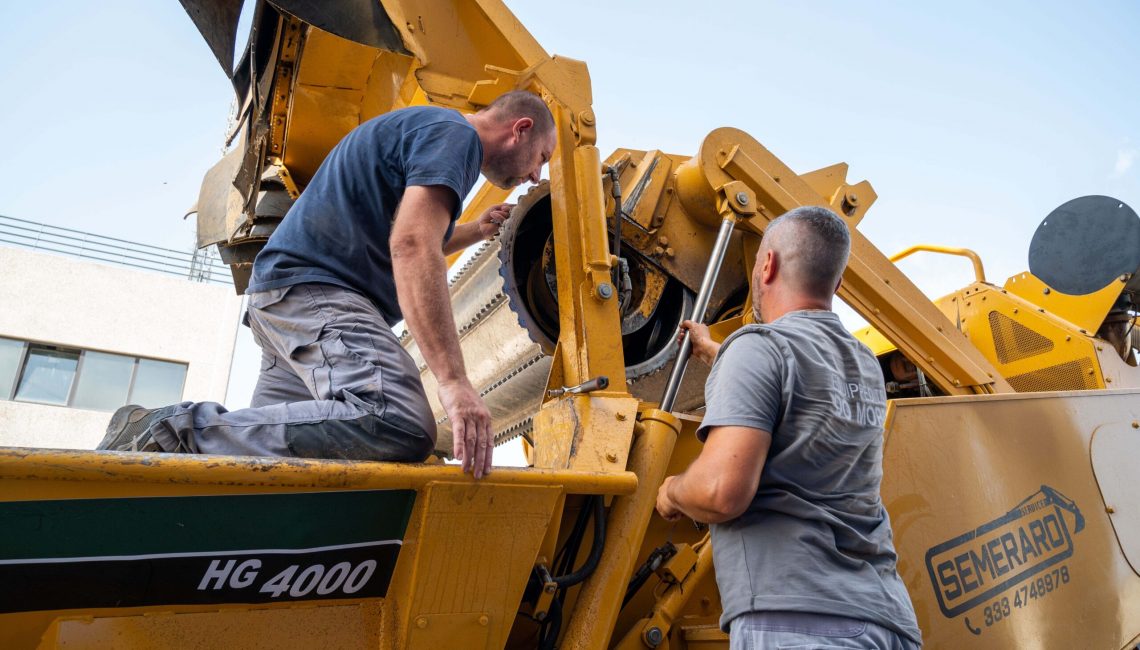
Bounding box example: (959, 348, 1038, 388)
(554, 496, 606, 589)
(606, 166, 622, 265)
(554, 496, 592, 576)
(622, 542, 677, 608)
(538, 595, 563, 650)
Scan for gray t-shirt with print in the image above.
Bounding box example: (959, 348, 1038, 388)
(698, 311, 921, 643)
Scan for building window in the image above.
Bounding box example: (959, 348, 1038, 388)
(0, 337, 25, 401)
(0, 337, 186, 411)
(71, 351, 135, 411)
(14, 345, 80, 405)
(129, 358, 188, 409)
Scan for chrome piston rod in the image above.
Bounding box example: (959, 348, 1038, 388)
(660, 215, 738, 412)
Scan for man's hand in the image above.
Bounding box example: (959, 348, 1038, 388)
(476, 202, 514, 241)
(679, 320, 720, 366)
(441, 202, 515, 255)
(439, 379, 494, 478)
(656, 476, 683, 522)
(656, 426, 772, 524)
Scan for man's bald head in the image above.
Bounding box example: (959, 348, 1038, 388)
(470, 90, 556, 188)
(760, 206, 851, 300)
(482, 90, 555, 137)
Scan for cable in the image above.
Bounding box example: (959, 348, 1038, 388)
(538, 595, 563, 650)
(553, 496, 606, 589)
(622, 541, 677, 608)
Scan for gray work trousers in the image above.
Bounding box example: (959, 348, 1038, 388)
(730, 612, 921, 649)
(149, 283, 435, 461)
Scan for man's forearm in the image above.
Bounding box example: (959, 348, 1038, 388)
(442, 222, 484, 256)
(393, 247, 468, 384)
(666, 471, 735, 524)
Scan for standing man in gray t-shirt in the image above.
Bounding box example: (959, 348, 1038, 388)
(656, 206, 922, 648)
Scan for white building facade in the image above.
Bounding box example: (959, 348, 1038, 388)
(0, 245, 242, 449)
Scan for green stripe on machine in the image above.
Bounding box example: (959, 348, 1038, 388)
(0, 490, 415, 560)
(0, 490, 417, 613)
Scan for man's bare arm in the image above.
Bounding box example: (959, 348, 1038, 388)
(656, 425, 772, 524)
(391, 185, 493, 478)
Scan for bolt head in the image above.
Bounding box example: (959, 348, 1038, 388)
(478, 615, 489, 627)
(734, 191, 749, 206)
(606, 452, 618, 463)
(645, 626, 664, 646)
(598, 283, 614, 299)
(415, 617, 428, 629)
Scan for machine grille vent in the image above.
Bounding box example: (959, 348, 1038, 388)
(989, 311, 1054, 364)
(1006, 358, 1099, 393)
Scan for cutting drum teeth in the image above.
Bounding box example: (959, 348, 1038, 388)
(497, 181, 558, 351)
(402, 179, 708, 459)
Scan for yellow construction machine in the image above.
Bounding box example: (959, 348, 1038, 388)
(1, 2, 1138, 648)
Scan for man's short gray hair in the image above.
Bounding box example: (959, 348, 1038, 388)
(764, 205, 851, 298)
(483, 90, 555, 136)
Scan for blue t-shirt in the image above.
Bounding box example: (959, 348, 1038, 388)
(247, 106, 483, 325)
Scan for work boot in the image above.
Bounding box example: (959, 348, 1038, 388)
(98, 404, 182, 452)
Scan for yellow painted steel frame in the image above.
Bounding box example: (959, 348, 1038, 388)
(0, 449, 638, 649)
(855, 268, 1140, 393)
(672, 127, 1011, 397)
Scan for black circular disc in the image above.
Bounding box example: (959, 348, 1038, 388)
(1028, 195, 1140, 295)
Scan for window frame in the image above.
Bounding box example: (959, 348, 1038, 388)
(0, 337, 187, 411)
(13, 343, 82, 407)
(0, 338, 29, 402)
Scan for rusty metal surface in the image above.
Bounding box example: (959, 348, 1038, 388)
(0, 448, 638, 496)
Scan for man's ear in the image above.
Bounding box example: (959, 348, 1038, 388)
(761, 249, 777, 285)
(512, 116, 534, 140)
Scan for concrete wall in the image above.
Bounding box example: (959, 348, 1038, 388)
(0, 247, 242, 449)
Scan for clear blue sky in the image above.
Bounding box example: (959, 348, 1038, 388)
(1, 1, 1138, 406)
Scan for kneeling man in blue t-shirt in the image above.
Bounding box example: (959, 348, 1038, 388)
(100, 91, 555, 480)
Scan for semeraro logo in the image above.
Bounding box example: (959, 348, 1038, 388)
(924, 485, 1084, 618)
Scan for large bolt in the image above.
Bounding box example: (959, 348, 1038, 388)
(645, 626, 664, 647)
(735, 191, 749, 206)
(415, 617, 428, 629)
(598, 283, 614, 299)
